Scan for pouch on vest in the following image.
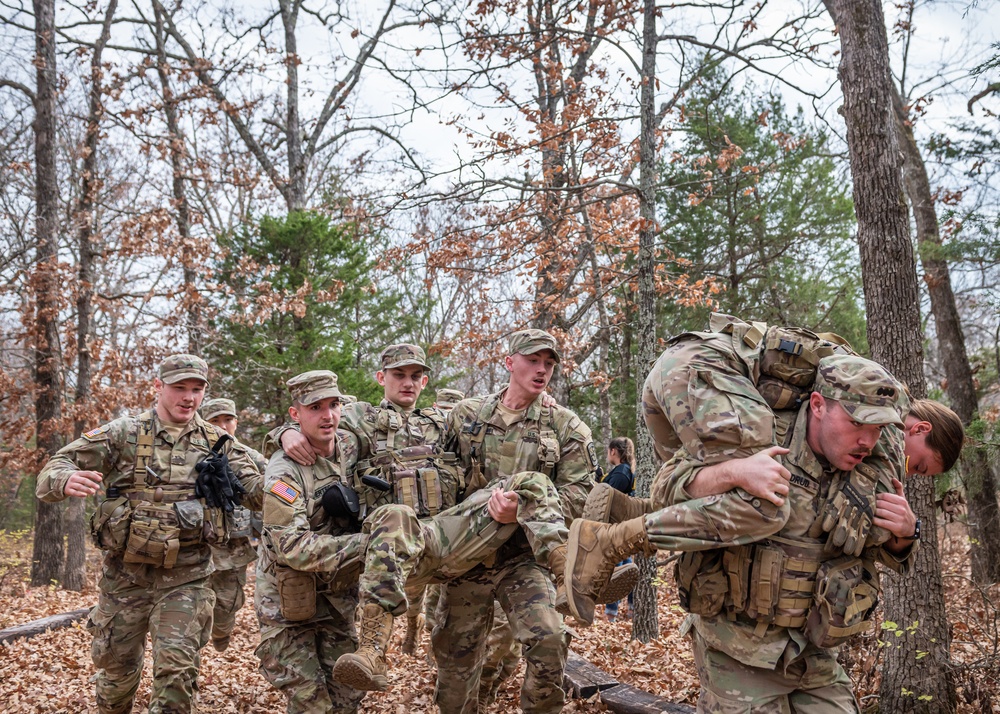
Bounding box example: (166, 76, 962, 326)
(90, 495, 132, 553)
(537, 434, 560, 471)
(756, 326, 855, 410)
(805, 555, 878, 648)
(174, 500, 206, 548)
(275, 565, 317, 621)
(227, 505, 253, 540)
(417, 467, 442, 516)
(393, 469, 420, 512)
(124, 501, 181, 568)
(676, 550, 726, 617)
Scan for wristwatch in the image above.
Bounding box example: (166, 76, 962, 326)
(900, 518, 921, 541)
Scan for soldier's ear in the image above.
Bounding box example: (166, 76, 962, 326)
(504, 355, 514, 372)
(288, 405, 300, 423)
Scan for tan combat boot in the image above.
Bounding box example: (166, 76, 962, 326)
(582, 482, 654, 523)
(550, 544, 640, 625)
(565, 517, 654, 625)
(332, 604, 394, 691)
(400, 611, 424, 656)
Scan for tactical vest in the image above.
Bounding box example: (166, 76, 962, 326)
(676, 410, 883, 648)
(461, 393, 561, 497)
(268, 453, 362, 621)
(90, 411, 224, 569)
(706, 312, 857, 411)
(353, 405, 459, 519)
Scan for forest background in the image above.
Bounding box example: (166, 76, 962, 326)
(2, 0, 1000, 711)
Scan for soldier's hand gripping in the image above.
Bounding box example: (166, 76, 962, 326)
(65, 470, 103, 498)
(736, 445, 791, 507)
(819, 481, 875, 557)
(487, 487, 519, 524)
(874, 478, 917, 543)
(280, 428, 319, 466)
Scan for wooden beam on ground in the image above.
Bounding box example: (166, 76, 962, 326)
(0, 607, 92, 644)
(599, 683, 695, 714)
(564, 650, 621, 698)
(567, 647, 694, 714)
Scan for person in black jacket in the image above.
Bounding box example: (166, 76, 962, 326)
(601, 437, 635, 621)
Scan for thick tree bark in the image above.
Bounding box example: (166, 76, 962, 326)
(630, 0, 659, 644)
(891, 87, 1000, 585)
(824, 1, 954, 710)
(30, 0, 65, 587)
(62, 0, 118, 592)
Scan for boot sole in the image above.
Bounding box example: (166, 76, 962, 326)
(597, 563, 639, 604)
(582, 484, 615, 522)
(332, 660, 388, 692)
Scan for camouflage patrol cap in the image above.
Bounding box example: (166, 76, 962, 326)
(158, 354, 209, 384)
(814, 354, 908, 427)
(287, 370, 343, 405)
(508, 329, 561, 362)
(435, 388, 465, 407)
(380, 344, 430, 372)
(201, 398, 237, 421)
(341, 394, 358, 405)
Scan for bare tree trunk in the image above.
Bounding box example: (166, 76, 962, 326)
(630, 0, 659, 644)
(62, 0, 118, 593)
(824, 1, 954, 710)
(279, 0, 305, 211)
(152, 3, 201, 353)
(30, 0, 65, 588)
(891, 87, 1000, 585)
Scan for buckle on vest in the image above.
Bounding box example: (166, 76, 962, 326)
(777, 339, 803, 356)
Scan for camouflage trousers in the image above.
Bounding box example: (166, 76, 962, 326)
(641, 334, 789, 550)
(691, 629, 858, 713)
(431, 554, 568, 714)
(255, 596, 365, 714)
(477, 602, 521, 710)
(87, 570, 213, 714)
(359, 470, 568, 616)
(209, 563, 248, 641)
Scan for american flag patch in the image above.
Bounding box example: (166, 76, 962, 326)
(269, 480, 300, 504)
(83, 425, 110, 440)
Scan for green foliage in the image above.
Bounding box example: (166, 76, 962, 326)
(655, 70, 868, 349)
(207, 210, 420, 441)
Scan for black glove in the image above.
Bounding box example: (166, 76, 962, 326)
(195, 434, 247, 513)
(321, 482, 361, 530)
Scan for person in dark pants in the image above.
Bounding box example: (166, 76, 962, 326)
(601, 437, 635, 621)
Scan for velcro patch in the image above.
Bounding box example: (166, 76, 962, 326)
(269, 480, 301, 504)
(83, 425, 110, 441)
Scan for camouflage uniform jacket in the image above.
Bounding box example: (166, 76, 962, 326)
(266, 399, 458, 515)
(669, 404, 918, 670)
(211, 440, 266, 570)
(444, 389, 597, 561)
(36, 410, 263, 588)
(256, 442, 367, 636)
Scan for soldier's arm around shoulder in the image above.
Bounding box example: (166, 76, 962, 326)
(36, 416, 130, 502)
(553, 406, 598, 520)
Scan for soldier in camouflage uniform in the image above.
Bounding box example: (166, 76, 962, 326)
(422, 387, 466, 645)
(430, 329, 615, 714)
(36, 354, 263, 714)
(200, 397, 266, 652)
(564, 320, 934, 712)
(330, 468, 571, 691)
(256, 370, 370, 714)
(271, 345, 458, 658)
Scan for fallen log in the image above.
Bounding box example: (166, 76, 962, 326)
(0, 607, 92, 645)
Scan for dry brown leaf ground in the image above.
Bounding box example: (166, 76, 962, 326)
(1, 523, 997, 713)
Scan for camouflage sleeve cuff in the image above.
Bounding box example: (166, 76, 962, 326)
(262, 423, 301, 459)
